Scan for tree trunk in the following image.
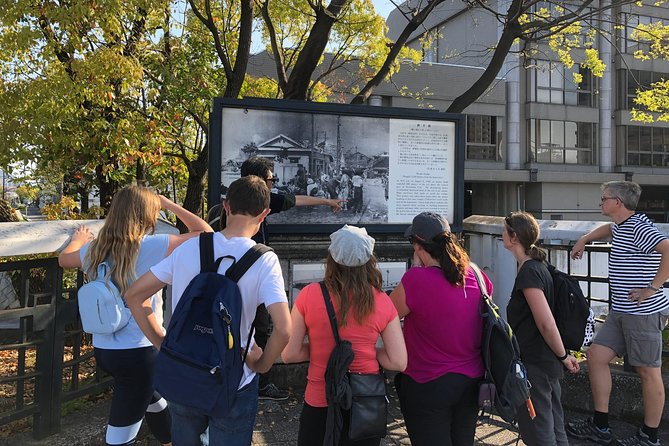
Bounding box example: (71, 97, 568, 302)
(136, 158, 146, 186)
(80, 188, 89, 213)
(96, 164, 119, 212)
(284, 0, 349, 99)
(224, 0, 254, 98)
(179, 142, 209, 232)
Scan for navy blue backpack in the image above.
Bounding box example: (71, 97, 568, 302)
(154, 232, 272, 417)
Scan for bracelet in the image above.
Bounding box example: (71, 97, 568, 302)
(647, 283, 660, 292)
(556, 351, 569, 361)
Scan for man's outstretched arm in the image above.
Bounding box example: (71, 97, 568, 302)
(294, 195, 345, 213)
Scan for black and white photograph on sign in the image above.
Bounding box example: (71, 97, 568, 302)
(290, 261, 408, 304)
(219, 107, 456, 225)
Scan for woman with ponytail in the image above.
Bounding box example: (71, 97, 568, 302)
(59, 186, 212, 446)
(389, 212, 491, 446)
(502, 211, 579, 446)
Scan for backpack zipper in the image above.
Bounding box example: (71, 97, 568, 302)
(161, 349, 221, 378)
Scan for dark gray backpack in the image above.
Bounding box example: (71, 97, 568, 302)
(471, 263, 532, 424)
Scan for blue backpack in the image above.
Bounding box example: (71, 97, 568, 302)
(154, 232, 272, 417)
(77, 262, 132, 335)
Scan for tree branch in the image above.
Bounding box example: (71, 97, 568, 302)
(188, 0, 233, 77)
(447, 0, 524, 113)
(351, 0, 447, 104)
(260, 0, 288, 92)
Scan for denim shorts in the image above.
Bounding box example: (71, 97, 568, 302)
(593, 311, 668, 367)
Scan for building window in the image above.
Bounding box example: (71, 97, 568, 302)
(466, 115, 499, 160)
(529, 60, 594, 106)
(621, 14, 659, 54)
(618, 69, 669, 110)
(421, 27, 440, 63)
(529, 119, 595, 164)
(626, 125, 669, 167)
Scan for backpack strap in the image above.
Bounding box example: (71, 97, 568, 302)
(224, 244, 274, 282)
(219, 243, 274, 363)
(319, 282, 341, 345)
(199, 232, 217, 273)
(470, 262, 490, 300)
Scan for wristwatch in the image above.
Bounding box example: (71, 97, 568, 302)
(647, 283, 660, 292)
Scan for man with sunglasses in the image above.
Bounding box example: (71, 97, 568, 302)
(566, 181, 669, 446)
(208, 156, 344, 401)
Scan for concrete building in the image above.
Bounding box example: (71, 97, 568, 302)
(365, 0, 669, 222)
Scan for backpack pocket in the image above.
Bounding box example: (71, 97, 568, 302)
(77, 280, 131, 335)
(155, 348, 230, 416)
(495, 359, 531, 423)
(348, 372, 388, 441)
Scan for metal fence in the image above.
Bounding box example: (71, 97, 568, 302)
(0, 257, 111, 439)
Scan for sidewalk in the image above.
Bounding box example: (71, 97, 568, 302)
(4, 384, 667, 446)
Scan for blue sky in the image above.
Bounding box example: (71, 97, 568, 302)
(373, 0, 396, 19)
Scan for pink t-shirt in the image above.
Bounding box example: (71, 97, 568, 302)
(295, 282, 397, 407)
(401, 266, 489, 383)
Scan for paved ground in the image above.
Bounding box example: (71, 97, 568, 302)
(4, 384, 667, 446)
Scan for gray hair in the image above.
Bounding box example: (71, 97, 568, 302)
(602, 181, 641, 211)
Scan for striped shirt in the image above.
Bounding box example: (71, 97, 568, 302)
(609, 213, 668, 314)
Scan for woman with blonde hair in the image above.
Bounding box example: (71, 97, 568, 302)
(502, 211, 579, 446)
(282, 225, 407, 446)
(59, 186, 212, 446)
(390, 212, 491, 446)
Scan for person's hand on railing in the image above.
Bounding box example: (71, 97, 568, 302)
(72, 225, 94, 245)
(570, 239, 586, 260)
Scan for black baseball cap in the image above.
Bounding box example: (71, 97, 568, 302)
(404, 212, 451, 242)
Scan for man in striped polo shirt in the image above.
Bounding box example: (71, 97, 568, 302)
(566, 181, 669, 446)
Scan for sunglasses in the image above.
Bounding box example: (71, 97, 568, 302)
(505, 214, 515, 233)
(265, 177, 279, 184)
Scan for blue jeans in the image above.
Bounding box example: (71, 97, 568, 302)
(169, 375, 259, 446)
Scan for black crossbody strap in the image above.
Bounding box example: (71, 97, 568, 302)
(199, 232, 216, 273)
(319, 281, 341, 345)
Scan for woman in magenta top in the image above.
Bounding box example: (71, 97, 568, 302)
(282, 225, 407, 446)
(390, 212, 492, 446)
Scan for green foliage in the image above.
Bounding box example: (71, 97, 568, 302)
(627, 14, 669, 122)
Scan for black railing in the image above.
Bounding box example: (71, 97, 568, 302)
(544, 243, 613, 311)
(0, 257, 112, 439)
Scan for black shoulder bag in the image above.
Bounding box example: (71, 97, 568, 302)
(319, 282, 388, 443)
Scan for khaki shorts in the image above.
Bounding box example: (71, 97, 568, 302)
(593, 311, 668, 368)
